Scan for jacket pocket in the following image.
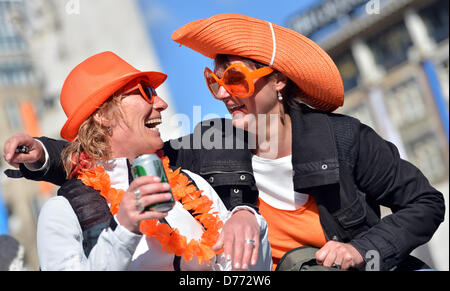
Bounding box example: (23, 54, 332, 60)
(333, 193, 367, 229)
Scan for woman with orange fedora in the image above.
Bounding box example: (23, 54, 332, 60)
(169, 13, 445, 271)
(6, 51, 272, 270)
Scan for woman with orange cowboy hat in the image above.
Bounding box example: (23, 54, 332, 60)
(20, 51, 271, 270)
(170, 13, 445, 271)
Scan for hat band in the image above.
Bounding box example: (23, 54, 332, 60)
(268, 21, 277, 67)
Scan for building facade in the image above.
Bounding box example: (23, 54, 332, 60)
(0, 0, 44, 269)
(290, 0, 449, 270)
(0, 0, 178, 269)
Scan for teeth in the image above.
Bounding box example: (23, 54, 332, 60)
(230, 104, 244, 110)
(145, 118, 162, 128)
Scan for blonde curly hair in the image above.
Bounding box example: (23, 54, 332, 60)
(61, 94, 124, 178)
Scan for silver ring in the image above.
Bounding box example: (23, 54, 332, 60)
(134, 188, 141, 199)
(135, 199, 144, 212)
(244, 239, 256, 246)
(333, 262, 342, 268)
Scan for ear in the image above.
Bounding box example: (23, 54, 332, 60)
(93, 112, 112, 128)
(273, 72, 288, 92)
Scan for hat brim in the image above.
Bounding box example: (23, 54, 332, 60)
(61, 71, 167, 141)
(172, 13, 344, 112)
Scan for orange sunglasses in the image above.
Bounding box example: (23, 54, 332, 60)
(120, 78, 158, 104)
(204, 63, 274, 98)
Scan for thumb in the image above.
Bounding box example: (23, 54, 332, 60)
(13, 151, 40, 165)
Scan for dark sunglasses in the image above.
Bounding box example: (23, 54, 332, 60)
(121, 80, 158, 104)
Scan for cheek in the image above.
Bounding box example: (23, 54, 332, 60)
(254, 88, 278, 112)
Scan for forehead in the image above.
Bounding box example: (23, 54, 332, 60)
(213, 55, 256, 73)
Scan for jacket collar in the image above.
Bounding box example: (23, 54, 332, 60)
(289, 104, 340, 192)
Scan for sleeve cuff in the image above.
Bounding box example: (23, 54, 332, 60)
(23, 139, 50, 172)
(112, 218, 142, 255)
(230, 205, 263, 228)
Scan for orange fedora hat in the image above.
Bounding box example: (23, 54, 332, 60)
(172, 13, 344, 112)
(60, 51, 167, 141)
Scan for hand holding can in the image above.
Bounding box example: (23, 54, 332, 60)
(131, 154, 175, 212)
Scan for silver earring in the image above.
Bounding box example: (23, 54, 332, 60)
(278, 91, 283, 101)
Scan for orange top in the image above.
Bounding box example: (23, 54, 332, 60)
(258, 196, 327, 270)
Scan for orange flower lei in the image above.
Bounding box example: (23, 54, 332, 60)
(77, 156, 223, 265)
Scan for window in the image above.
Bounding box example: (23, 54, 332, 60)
(334, 52, 360, 92)
(367, 20, 413, 71)
(385, 77, 427, 128)
(5, 99, 23, 132)
(419, 0, 449, 44)
(406, 131, 448, 184)
(0, 1, 27, 52)
(0, 60, 36, 87)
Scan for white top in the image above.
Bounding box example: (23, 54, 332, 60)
(252, 155, 309, 210)
(36, 157, 272, 271)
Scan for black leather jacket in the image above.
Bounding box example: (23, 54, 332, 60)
(17, 104, 445, 271)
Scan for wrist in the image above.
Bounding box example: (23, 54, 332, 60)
(232, 208, 254, 216)
(23, 139, 48, 171)
(229, 205, 264, 229)
(24, 158, 44, 170)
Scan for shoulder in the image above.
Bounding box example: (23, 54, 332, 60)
(57, 177, 107, 208)
(40, 195, 73, 215)
(38, 195, 80, 234)
(325, 112, 362, 141)
(57, 177, 111, 231)
(298, 106, 364, 167)
(58, 178, 99, 198)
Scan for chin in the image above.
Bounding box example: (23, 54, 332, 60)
(152, 139, 164, 152)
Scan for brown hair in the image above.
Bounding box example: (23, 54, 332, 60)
(214, 54, 305, 111)
(61, 94, 124, 178)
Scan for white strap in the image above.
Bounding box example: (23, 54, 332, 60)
(268, 22, 277, 67)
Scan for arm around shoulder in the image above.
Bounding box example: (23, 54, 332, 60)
(19, 137, 68, 186)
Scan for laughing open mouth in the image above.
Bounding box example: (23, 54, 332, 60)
(144, 118, 162, 130)
(229, 104, 245, 112)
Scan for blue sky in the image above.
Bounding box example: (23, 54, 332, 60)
(137, 0, 320, 128)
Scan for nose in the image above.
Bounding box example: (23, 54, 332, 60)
(152, 95, 168, 112)
(214, 85, 231, 100)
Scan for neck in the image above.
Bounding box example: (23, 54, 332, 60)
(109, 143, 138, 164)
(253, 112, 292, 159)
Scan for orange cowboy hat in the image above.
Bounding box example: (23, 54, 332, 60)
(60, 51, 167, 141)
(172, 13, 344, 112)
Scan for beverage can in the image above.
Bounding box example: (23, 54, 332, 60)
(131, 154, 175, 212)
